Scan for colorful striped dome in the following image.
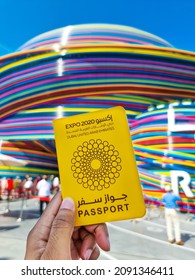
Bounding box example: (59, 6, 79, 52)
(131, 101, 195, 212)
(18, 23, 173, 51)
(0, 24, 195, 212)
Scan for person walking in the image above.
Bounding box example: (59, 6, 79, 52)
(0, 177, 2, 200)
(162, 185, 184, 245)
(52, 176, 60, 193)
(24, 177, 33, 199)
(13, 176, 22, 198)
(36, 175, 51, 215)
(7, 177, 14, 201)
(1, 177, 8, 197)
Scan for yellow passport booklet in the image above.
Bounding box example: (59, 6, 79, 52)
(53, 106, 145, 226)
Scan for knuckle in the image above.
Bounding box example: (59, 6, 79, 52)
(80, 228, 95, 246)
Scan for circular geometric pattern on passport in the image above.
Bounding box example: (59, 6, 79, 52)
(71, 139, 122, 191)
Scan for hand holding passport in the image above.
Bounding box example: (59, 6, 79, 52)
(53, 106, 146, 226)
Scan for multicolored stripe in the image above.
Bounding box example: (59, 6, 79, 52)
(0, 23, 194, 212)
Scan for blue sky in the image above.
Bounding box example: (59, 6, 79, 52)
(0, 0, 195, 56)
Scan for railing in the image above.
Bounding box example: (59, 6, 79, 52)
(0, 193, 51, 221)
(1, 193, 195, 222)
(144, 198, 164, 220)
(144, 198, 195, 221)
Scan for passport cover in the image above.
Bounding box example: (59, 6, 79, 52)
(53, 106, 146, 226)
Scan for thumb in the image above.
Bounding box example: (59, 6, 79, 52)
(42, 197, 75, 260)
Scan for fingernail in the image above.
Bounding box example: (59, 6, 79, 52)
(60, 197, 75, 210)
(84, 249, 93, 260)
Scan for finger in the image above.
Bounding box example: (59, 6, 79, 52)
(89, 246, 100, 260)
(25, 192, 62, 259)
(85, 223, 110, 251)
(38, 191, 62, 227)
(71, 228, 82, 259)
(30, 191, 62, 240)
(42, 197, 75, 260)
(79, 228, 97, 260)
(71, 239, 81, 260)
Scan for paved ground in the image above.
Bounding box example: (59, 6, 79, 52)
(0, 198, 195, 260)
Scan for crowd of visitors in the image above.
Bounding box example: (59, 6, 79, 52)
(0, 174, 60, 215)
(0, 174, 59, 201)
